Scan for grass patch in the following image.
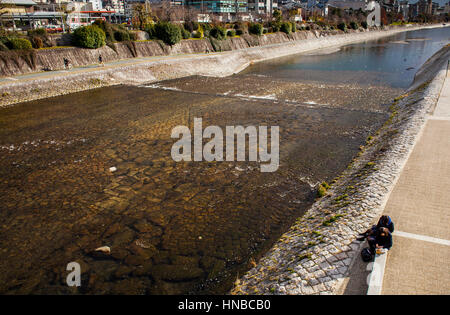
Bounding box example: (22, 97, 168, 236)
(322, 214, 344, 226)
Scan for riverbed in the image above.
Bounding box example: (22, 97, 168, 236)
(0, 27, 448, 294)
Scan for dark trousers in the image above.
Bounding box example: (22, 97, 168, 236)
(367, 236, 377, 254)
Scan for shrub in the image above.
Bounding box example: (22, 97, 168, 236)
(350, 21, 359, 30)
(30, 35, 43, 49)
(249, 23, 263, 35)
(201, 23, 212, 36)
(227, 29, 236, 37)
(291, 22, 297, 33)
(317, 182, 329, 198)
(154, 22, 182, 45)
(92, 19, 114, 43)
(144, 24, 156, 39)
(0, 40, 9, 51)
(181, 27, 191, 39)
(271, 22, 281, 32)
(361, 21, 368, 29)
(114, 30, 130, 42)
(337, 22, 347, 32)
(27, 28, 47, 37)
(73, 25, 106, 49)
(305, 25, 311, 30)
(209, 25, 227, 40)
(236, 29, 244, 36)
(263, 28, 268, 34)
(280, 22, 292, 34)
(7, 37, 32, 50)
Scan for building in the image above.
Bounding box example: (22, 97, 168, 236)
(247, 0, 278, 14)
(185, 0, 248, 13)
(326, 0, 368, 11)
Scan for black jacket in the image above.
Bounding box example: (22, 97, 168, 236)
(374, 230, 393, 250)
(376, 216, 395, 233)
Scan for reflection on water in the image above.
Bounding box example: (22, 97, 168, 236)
(242, 27, 450, 87)
(0, 27, 448, 295)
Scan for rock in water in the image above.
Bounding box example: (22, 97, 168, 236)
(95, 246, 111, 254)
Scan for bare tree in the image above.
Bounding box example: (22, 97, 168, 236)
(132, 2, 153, 29)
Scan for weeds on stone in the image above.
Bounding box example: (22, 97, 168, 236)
(322, 214, 344, 226)
(317, 181, 329, 198)
(298, 253, 312, 261)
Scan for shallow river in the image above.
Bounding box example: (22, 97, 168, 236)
(0, 27, 448, 294)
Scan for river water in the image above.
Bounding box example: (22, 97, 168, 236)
(0, 27, 448, 294)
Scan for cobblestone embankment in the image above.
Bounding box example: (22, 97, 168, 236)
(231, 45, 450, 295)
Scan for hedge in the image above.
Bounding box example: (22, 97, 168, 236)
(73, 25, 106, 49)
(280, 22, 292, 34)
(337, 22, 347, 32)
(249, 23, 263, 35)
(227, 29, 236, 37)
(7, 37, 33, 50)
(210, 26, 227, 40)
(154, 22, 182, 45)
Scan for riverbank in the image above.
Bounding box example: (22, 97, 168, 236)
(0, 24, 446, 108)
(232, 44, 450, 295)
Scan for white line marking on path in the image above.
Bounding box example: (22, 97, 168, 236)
(394, 231, 450, 246)
(429, 116, 450, 121)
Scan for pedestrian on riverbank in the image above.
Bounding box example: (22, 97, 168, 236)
(357, 215, 394, 241)
(99, 54, 104, 67)
(63, 58, 72, 70)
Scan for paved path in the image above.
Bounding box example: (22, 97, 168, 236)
(379, 69, 450, 295)
(0, 51, 222, 86)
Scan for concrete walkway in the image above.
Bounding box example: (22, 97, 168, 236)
(377, 69, 450, 295)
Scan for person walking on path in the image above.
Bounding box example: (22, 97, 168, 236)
(98, 54, 104, 67)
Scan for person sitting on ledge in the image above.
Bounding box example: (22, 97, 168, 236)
(368, 227, 393, 255)
(357, 215, 394, 241)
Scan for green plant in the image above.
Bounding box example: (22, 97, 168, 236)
(236, 29, 244, 36)
(209, 25, 227, 40)
(350, 21, 359, 30)
(28, 28, 46, 36)
(249, 23, 263, 35)
(72, 25, 106, 49)
(154, 22, 182, 45)
(144, 24, 156, 39)
(29, 36, 43, 49)
(280, 22, 292, 34)
(317, 185, 327, 198)
(291, 22, 297, 32)
(227, 29, 236, 37)
(337, 22, 347, 32)
(92, 19, 115, 43)
(322, 214, 344, 226)
(271, 22, 281, 32)
(7, 38, 32, 50)
(114, 30, 130, 42)
(181, 27, 191, 39)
